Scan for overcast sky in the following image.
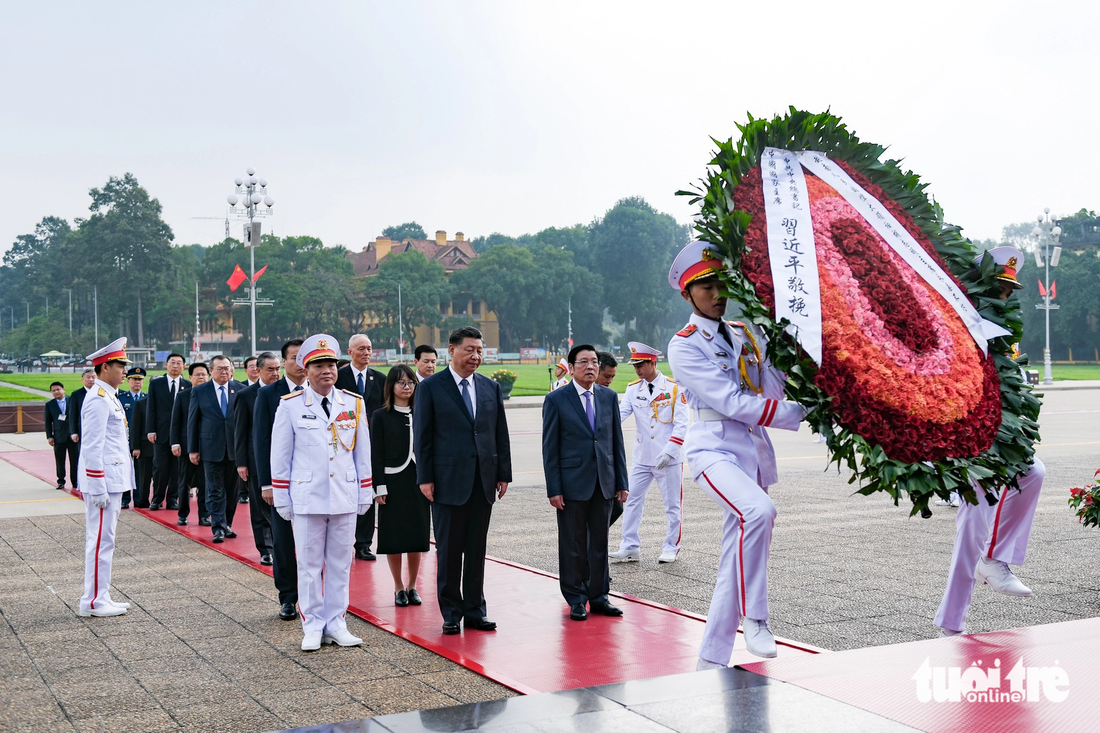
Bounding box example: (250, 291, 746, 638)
(1, 1, 1094, 258)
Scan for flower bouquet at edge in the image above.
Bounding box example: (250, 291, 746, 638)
(1068, 471, 1100, 528)
(679, 108, 1041, 515)
(489, 369, 518, 388)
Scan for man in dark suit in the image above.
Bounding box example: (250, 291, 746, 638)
(543, 344, 629, 621)
(117, 367, 147, 509)
(414, 326, 512, 635)
(128, 385, 155, 508)
(68, 368, 98, 448)
(255, 339, 305, 620)
(187, 354, 243, 542)
(145, 353, 190, 510)
(335, 333, 386, 561)
(234, 351, 279, 565)
(44, 382, 78, 490)
(171, 362, 208, 526)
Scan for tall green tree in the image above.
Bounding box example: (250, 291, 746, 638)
(363, 250, 452, 348)
(381, 222, 427, 240)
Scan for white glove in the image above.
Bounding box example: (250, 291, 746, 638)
(87, 493, 109, 509)
(655, 452, 673, 470)
(357, 503, 370, 516)
(276, 505, 293, 522)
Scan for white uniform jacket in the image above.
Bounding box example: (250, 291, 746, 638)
(667, 313, 805, 487)
(268, 386, 375, 515)
(76, 379, 135, 496)
(619, 372, 689, 466)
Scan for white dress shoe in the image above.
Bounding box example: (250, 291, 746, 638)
(609, 548, 640, 562)
(77, 605, 127, 618)
(657, 550, 678, 564)
(696, 658, 726, 671)
(938, 627, 963, 638)
(976, 557, 1033, 597)
(322, 629, 363, 647)
(301, 631, 322, 651)
(743, 618, 777, 658)
(102, 595, 130, 609)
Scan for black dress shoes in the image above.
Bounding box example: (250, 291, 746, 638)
(407, 588, 422, 606)
(355, 548, 376, 561)
(166, 502, 179, 510)
(224, 529, 237, 539)
(395, 590, 409, 607)
(238, 495, 249, 504)
(149, 503, 160, 511)
(198, 517, 212, 527)
(442, 622, 461, 635)
(212, 530, 225, 543)
(590, 600, 623, 617)
(570, 603, 589, 621)
(279, 602, 298, 620)
(465, 617, 497, 631)
(177, 517, 188, 526)
(260, 553, 273, 566)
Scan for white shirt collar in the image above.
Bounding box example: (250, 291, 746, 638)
(449, 365, 475, 388)
(351, 364, 369, 379)
(573, 379, 595, 398)
(285, 376, 306, 392)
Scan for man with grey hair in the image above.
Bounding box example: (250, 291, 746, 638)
(234, 352, 280, 565)
(187, 354, 245, 542)
(336, 333, 386, 560)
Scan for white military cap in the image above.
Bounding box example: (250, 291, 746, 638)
(627, 341, 661, 364)
(297, 334, 342, 368)
(668, 240, 724, 291)
(974, 246, 1024, 290)
(87, 337, 131, 366)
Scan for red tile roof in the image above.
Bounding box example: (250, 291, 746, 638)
(349, 236, 477, 277)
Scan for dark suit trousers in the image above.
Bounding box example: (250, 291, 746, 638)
(53, 441, 78, 488)
(557, 485, 613, 607)
(354, 502, 376, 552)
(268, 505, 298, 606)
(134, 455, 154, 507)
(177, 458, 207, 520)
(432, 483, 492, 624)
(245, 464, 273, 556)
(152, 444, 179, 506)
(203, 459, 238, 533)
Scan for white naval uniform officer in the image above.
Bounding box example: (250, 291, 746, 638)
(610, 341, 689, 564)
(666, 241, 807, 666)
(77, 338, 136, 618)
(268, 334, 378, 651)
(935, 247, 1045, 637)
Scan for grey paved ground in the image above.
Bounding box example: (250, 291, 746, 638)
(2, 386, 1099, 730)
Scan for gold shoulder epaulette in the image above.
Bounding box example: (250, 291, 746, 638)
(340, 388, 363, 400)
(280, 391, 304, 401)
(97, 387, 107, 397)
(666, 376, 676, 383)
(728, 320, 746, 329)
(676, 324, 698, 337)
(628, 378, 642, 386)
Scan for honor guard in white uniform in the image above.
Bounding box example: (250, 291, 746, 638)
(268, 334, 377, 651)
(610, 341, 689, 564)
(935, 247, 1045, 637)
(552, 358, 571, 390)
(77, 338, 136, 617)
(666, 241, 807, 665)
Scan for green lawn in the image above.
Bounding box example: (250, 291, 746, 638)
(0, 386, 41, 401)
(1042, 364, 1100, 381)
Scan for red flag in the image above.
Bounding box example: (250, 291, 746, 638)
(252, 265, 268, 283)
(1037, 279, 1047, 297)
(1051, 280, 1057, 300)
(227, 264, 247, 291)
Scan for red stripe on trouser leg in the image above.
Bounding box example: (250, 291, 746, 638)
(675, 465, 683, 547)
(701, 471, 747, 616)
(987, 487, 1009, 559)
(91, 507, 104, 609)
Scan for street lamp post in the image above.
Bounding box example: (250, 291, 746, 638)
(227, 167, 275, 356)
(1032, 208, 1063, 385)
(64, 289, 72, 350)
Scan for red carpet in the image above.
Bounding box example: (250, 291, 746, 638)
(743, 618, 1094, 732)
(2, 449, 818, 693)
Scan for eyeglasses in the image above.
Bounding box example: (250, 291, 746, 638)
(395, 381, 415, 388)
(574, 359, 599, 367)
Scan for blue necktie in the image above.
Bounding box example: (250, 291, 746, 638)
(460, 378, 474, 420)
(585, 390, 595, 432)
(219, 385, 227, 416)
(357, 372, 365, 396)
(295, 384, 304, 392)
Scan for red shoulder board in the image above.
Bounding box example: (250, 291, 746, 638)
(676, 324, 698, 337)
(728, 320, 746, 328)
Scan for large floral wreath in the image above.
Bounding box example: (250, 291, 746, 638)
(682, 109, 1041, 515)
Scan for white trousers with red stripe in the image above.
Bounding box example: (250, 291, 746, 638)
(618, 462, 683, 554)
(697, 460, 776, 666)
(80, 493, 122, 612)
(292, 512, 355, 635)
(934, 459, 1044, 633)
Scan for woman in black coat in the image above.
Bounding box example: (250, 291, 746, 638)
(372, 364, 431, 606)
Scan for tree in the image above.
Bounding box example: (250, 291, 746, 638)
(363, 250, 452, 349)
(381, 222, 427, 241)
